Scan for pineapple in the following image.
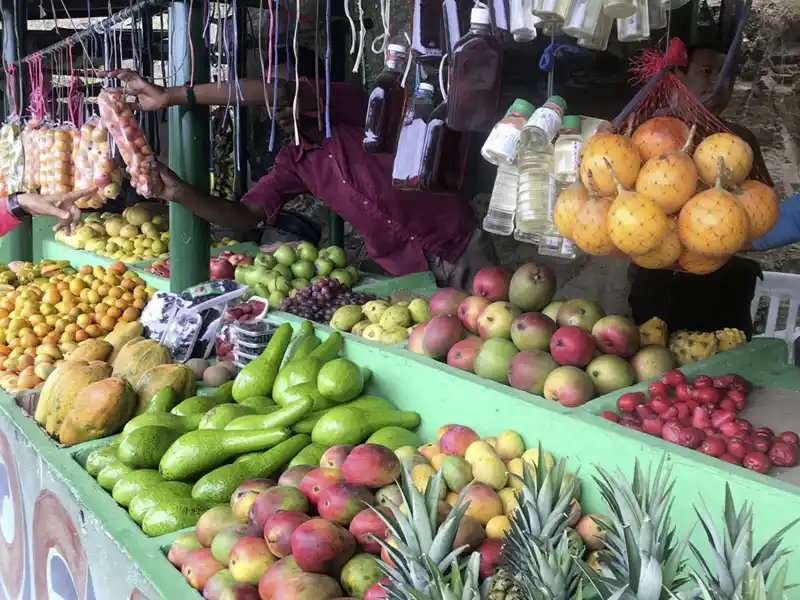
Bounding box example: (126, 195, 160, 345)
(639, 317, 668, 346)
(689, 484, 798, 600)
(714, 328, 746, 352)
(573, 457, 691, 599)
(669, 331, 718, 365)
(493, 445, 585, 599)
(369, 465, 485, 600)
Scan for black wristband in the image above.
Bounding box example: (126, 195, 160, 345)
(7, 194, 28, 220)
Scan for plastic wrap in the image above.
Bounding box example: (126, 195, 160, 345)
(22, 123, 42, 191)
(40, 125, 75, 196)
(0, 121, 24, 196)
(73, 118, 123, 208)
(97, 88, 159, 198)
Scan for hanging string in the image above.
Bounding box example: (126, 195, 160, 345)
(325, 0, 332, 138)
(258, 0, 272, 118)
(314, 0, 322, 130)
(221, 6, 233, 129)
(267, 0, 275, 82)
(292, 0, 301, 145)
(343, 0, 357, 54)
(6, 65, 19, 118)
(400, 32, 412, 89)
(370, 0, 391, 55)
(268, 0, 281, 151)
(438, 53, 448, 101)
(351, 0, 366, 73)
(67, 41, 78, 125)
(188, 0, 196, 86)
(232, 0, 244, 176)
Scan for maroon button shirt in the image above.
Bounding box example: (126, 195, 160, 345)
(243, 81, 476, 276)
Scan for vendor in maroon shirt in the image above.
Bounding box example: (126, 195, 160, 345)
(108, 48, 496, 289)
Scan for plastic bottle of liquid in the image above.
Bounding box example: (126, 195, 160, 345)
(392, 83, 437, 189)
(412, 0, 445, 65)
(519, 95, 567, 153)
(553, 116, 583, 182)
(443, 0, 474, 52)
(481, 98, 535, 166)
(510, 0, 538, 41)
(514, 144, 554, 244)
(364, 45, 408, 153)
(483, 165, 519, 236)
(533, 0, 573, 22)
(446, 6, 503, 133)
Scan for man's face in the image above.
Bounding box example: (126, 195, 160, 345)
(679, 48, 732, 113)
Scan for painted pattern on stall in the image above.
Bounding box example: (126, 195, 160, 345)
(0, 431, 27, 600)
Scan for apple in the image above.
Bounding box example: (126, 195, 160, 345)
(477, 302, 521, 340)
(556, 299, 606, 331)
(254, 253, 277, 269)
(291, 260, 316, 279)
(591, 315, 640, 358)
(457, 296, 490, 334)
(209, 257, 235, 280)
(510, 312, 556, 351)
(315, 257, 335, 277)
(472, 267, 511, 302)
(323, 246, 348, 268)
(297, 241, 319, 261)
(273, 245, 297, 266)
(550, 326, 595, 367)
(245, 266, 269, 287)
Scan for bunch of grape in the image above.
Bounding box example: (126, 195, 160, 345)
(280, 277, 378, 323)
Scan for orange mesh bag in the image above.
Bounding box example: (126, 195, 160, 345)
(557, 36, 780, 274)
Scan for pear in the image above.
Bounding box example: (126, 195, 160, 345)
(330, 305, 365, 332)
(381, 326, 410, 345)
(408, 298, 431, 324)
(362, 324, 384, 342)
(363, 300, 390, 324)
(379, 305, 412, 329)
(351, 320, 371, 336)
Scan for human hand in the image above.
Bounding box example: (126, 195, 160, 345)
(101, 69, 169, 111)
(154, 163, 185, 202)
(18, 188, 98, 234)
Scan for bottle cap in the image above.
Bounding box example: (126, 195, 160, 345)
(418, 82, 435, 94)
(507, 99, 535, 119)
(470, 6, 491, 25)
(387, 43, 408, 57)
(560, 115, 582, 131)
(544, 95, 568, 115)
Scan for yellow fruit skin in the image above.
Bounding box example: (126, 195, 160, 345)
(574, 198, 616, 256)
(678, 189, 749, 256)
(486, 515, 511, 539)
(498, 487, 519, 515)
(638, 317, 668, 346)
(732, 180, 779, 239)
(553, 182, 589, 240)
(635, 153, 698, 214)
(495, 430, 524, 460)
(464, 441, 496, 464)
(678, 250, 729, 275)
(694, 133, 753, 186)
(471, 453, 508, 490)
(580, 134, 641, 197)
(632, 218, 682, 269)
(607, 191, 669, 256)
(58, 377, 137, 446)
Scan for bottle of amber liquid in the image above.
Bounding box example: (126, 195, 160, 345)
(364, 45, 408, 153)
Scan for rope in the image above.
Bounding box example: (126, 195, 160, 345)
(400, 32, 412, 89)
(438, 53, 448, 102)
(351, 0, 366, 73)
(325, 0, 332, 138)
(370, 0, 391, 56)
(538, 39, 586, 73)
(6, 65, 18, 118)
(344, 0, 357, 54)
(268, 0, 280, 151)
(258, 0, 272, 118)
(293, 0, 301, 145)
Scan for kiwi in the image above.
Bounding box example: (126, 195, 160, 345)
(185, 358, 210, 380)
(203, 364, 232, 387)
(216, 361, 238, 377)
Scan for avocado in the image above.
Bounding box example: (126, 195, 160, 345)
(365, 427, 423, 451)
(235, 395, 278, 412)
(225, 396, 314, 431)
(192, 435, 311, 504)
(271, 356, 325, 406)
(160, 428, 290, 481)
(118, 426, 183, 469)
(311, 406, 421, 446)
(287, 442, 329, 468)
(142, 498, 216, 537)
(97, 461, 135, 491)
(317, 359, 365, 404)
(145, 387, 181, 413)
(280, 382, 333, 411)
(85, 442, 122, 477)
(198, 404, 257, 429)
(111, 469, 164, 507)
(232, 323, 293, 402)
(128, 482, 194, 524)
(171, 395, 227, 416)
(291, 395, 396, 434)
(123, 412, 202, 436)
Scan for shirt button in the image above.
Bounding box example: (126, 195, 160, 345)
(328, 154, 333, 158)
(363, 201, 368, 205)
(342, 180, 346, 184)
(387, 220, 392, 224)
(410, 236, 415, 240)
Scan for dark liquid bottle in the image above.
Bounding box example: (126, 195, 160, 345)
(392, 83, 436, 190)
(364, 44, 408, 153)
(412, 0, 445, 65)
(446, 6, 503, 133)
(428, 101, 470, 192)
(442, 0, 473, 53)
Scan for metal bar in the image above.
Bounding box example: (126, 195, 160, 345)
(169, 0, 211, 291)
(325, 20, 350, 249)
(12, 0, 171, 65)
(1, 0, 32, 263)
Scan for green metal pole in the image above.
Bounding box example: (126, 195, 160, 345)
(168, 1, 210, 291)
(0, 0, 32, 264)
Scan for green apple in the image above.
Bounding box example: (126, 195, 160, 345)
(245, 265, 268, 287)
(314, 258, 334, 277)
(272, 264, 293, 280)
(234, 264, 252, 284)
(310, 276, 322, 284)
(273, 245, 297, 266)
(268, 290, 286, 307)
(345, 265, 359, 284)
(324, 245, 347, 268)
(254, 252, 277, 269)
(297, 241, 319, 262)
(253, 283, 270, 298)
(331, 269, 353, 287)
(291, 260, 315, 279)
(274, 276, 291, 294)
(291, 278, 310, 290)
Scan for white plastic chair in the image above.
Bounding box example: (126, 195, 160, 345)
(750, 271, 800, 364)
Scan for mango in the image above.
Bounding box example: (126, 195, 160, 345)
(290, 517, 357, 575)
(429, 453, 447, 471)
(202, 569, 236, 600)
(375, 484, 404, 510)
(464, 440, 496, 464)
(453, 515, 486, 551)
(258, 557, 303, 600)
(317, 483, 375, 526)
(417, 443, 441, 462)
(349, 507, 391, 555)
(439, 425, 480, 457)
(264, 510, 311, 558)
(498, 488, 519, 515)
(486, 515, 511, 538)
(220, 583, 260, 599)
(400, 454, 429, 471)
(462, 483, 503, 525)
(181, 548, 225, 590)
(196, 506, 242, 547)
(436, 424, 457, 441)
(521, 446, 555, 471)
(341, 444, 400, 489)
(230, 479, 275, 522)
(248, 485, 309, 532)
(410, 464, 439, 497)
(211, 524, 253, 565)
(471, 452, 508, 490)
(441, 456, 473, 493)
(393, 446, 418, 460)
(167, 531, 204, 568)
(320, 444, 354, 469)
(299, 468, 344, 505)
(228, 537, 275, 585)
(341, 553, 382, 599)
(277, 465, 313, 488)
(495, 430, 525, 460)
(506, 458, 524, 492)
(577, 514, 610, 551)
(270, 573, 343, 600)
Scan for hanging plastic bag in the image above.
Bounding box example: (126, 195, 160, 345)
(72, 117, 123, 208)
(22, 121, 42, 192)
(0, 120, 24, 196)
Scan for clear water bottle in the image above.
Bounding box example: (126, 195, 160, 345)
(519, 95, 567, 154)
(553, 116, 583, 182)
(648, 0, 667, 29)
(481, 98, 535, 166)
(514, 144, 554, 244)
(533, 0, 573, 22)
(539, 180, 578, 258)
(577, 10, 613, 50)
(483, 165, 519, 236)
(617, 0, 650, 41)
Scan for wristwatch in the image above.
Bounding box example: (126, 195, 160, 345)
(6, 194, 28, 220)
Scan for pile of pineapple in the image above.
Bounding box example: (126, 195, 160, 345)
(553, 117, 779, 275)
(639, 316, 747, 365)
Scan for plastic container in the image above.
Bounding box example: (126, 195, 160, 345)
(481, 99, 535, 166)
(483, 165, 519, 236)
(445, 6, 503, 133)
(443, 0, 475, 52)
(603, 0, 636, 18)
(580, 115, 613, 139)
(411, 0, 445, 64)
(491, 0, 512, 38)
(97, 88, 159, 198)
(363, 44, 408, 153)
(533, 0, 573, 23)
(509, 0, 536, 41)
(519, 95, 567, 153)
(161, 312, 203, 363)
(232, 320, 277, 346)
(648, 0, 667, 29)
(577, 11, 614, 50)
(514, 144, 555, 244)
(562, 0, 606, 38)
(617, 0, 650, 41)
(392, 83, 437, 190)
(73, 118, 123, 209)
(553, 115, 583, 183)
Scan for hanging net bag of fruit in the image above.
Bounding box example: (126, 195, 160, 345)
(554, 21, 779, 275)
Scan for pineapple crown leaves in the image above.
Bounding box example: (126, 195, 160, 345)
(689, 484, 799, 600)
(689, 562, 791, 600)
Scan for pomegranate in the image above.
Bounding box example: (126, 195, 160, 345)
(642, 416, 663, 436)
(752, 434, 771, 454)
(779, 431, 800, 446)
(725, 389, 746, 411)
(648, 381, 670, 397)
(718, 398, 737, 413)
(617, 392, 645, 412)
(691, 407, 711, 430)
(661, 406, 678, 420)
(661, 369, 686, 387)
(768, 441, 799, 467)
(678, 427, 705, 449)
(692, 375, 713, 388)
(727, 436, 752, 459)
(694, 387, 720, 406)
(719, 453, 741, 465)
(710, 410, 735, 430)
(661, 420, 681, 444)
(650, 396, 672, 415)
(675, 384, 693, 403)
(693, 132, 754, 186)
(600, 411, 618, 422)
(742, 452, 771, 474)
(698, 435, 726, 457)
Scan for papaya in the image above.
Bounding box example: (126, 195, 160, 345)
(58, 378, 137, 447)
(135, 364, 196, 414)
(41, 363, 112, 437)
(111, 336, 145, 366)
(112, 339, 172, 387)
(64, 339, 113, 362)
(105, 322, 145, 363)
